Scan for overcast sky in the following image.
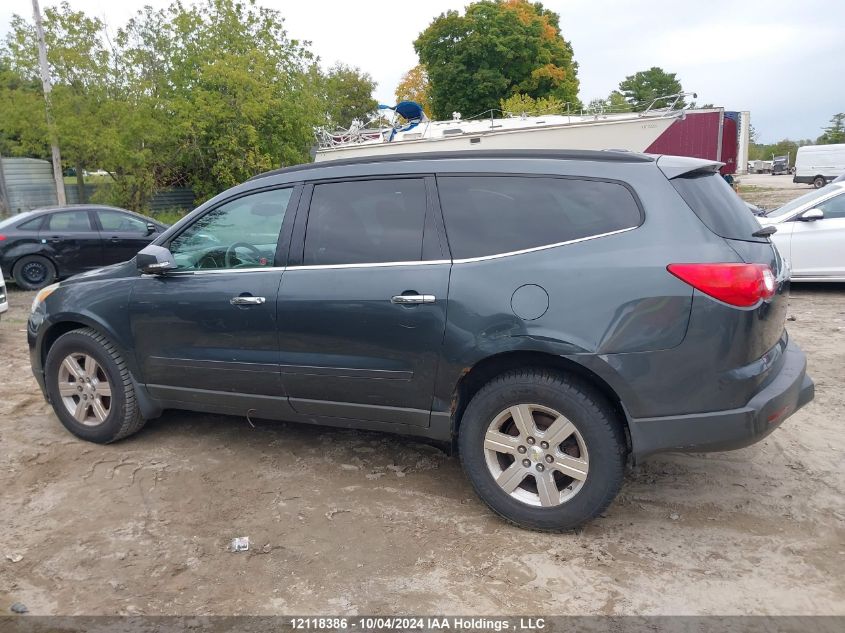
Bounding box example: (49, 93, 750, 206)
(3, 0, 843, 143)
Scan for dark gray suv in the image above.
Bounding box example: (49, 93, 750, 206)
(28, 150, 814, 530)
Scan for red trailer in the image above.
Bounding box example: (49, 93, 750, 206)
(645, 108, 740, 174)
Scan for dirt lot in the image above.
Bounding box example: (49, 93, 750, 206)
(737, 173, 814, 209)
(1, 192, 844, 615)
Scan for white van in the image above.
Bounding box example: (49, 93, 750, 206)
(793, 144, 845, 188)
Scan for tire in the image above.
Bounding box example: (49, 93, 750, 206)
(458, 369, 626, 531)
(813, 176, 826, 189)
(44, 327, 146, 443)
(13, 255, 57, 290)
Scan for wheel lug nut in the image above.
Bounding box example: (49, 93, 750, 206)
(540, 441, 549, 449)
(77, 386, 83, 392)
(526, 437, 535, 445)
(545, 455, 554, 464)
(536, 464, 545, 472)
(517, 445, 527, 454)
(522, 459, 530, 468)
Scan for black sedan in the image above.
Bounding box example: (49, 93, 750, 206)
(0, 205, 167, 289)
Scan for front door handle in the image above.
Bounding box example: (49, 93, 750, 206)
(230, 296, 266, 306)
(391, 294, 435, 305)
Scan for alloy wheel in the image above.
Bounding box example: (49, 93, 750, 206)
(57, 353, 112, 426)
(484, 404, 589, 507)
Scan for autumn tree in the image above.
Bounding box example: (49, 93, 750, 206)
(414, 0, 580, 120)
(395, 64, 431, 118)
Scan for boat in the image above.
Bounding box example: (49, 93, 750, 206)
(314, 94, 695, 162)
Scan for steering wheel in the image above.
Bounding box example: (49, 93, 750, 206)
(225, 242, 263, 268)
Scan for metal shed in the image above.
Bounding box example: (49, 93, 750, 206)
(0, 156, 58, 215)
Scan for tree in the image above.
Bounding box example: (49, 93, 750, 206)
(322, 63, 377, 129)
(395, 64, 431, 118)
(585, 90, 631, 114)
(3, 2, 113, 201)
(817, 113, 845, 145)
(1, 0, 334, 210)
(500, 92, 565, 115)
(618, 67, 684, 112)
(414, 0, 580, 120)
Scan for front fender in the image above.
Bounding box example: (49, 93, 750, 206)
(30, 277, 139, 379)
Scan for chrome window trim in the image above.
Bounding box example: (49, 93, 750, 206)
(286, 259, 450, 271)
(450, 226, 637, 264)
(144, 228, 634, 275)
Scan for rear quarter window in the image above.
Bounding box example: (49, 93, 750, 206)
(670, 172, 765, 241)
(437, 176, 642, 259)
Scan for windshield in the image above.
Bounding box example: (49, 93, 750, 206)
(765, 186, 837, 218)
(0, 211, 35, 229)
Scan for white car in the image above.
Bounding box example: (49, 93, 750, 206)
(0, 266, 7, 320)
(759, 182, 845, 281)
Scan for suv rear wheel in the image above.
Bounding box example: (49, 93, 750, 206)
(45, 328, 146, 443)
(458, 369, 626, 531)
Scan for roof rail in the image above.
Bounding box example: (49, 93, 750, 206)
(251, 149, 654, 181)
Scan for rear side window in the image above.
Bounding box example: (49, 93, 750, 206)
(670, 172, 764, 241)
(437, 176, 642, 259)
(46, 211, 92, 231)
(304, 179, 427, 265)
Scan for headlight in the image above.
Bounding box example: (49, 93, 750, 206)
(31, 283, 60, 313)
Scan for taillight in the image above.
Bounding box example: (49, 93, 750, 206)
(0, 235, 6, 241)
(667, 263, 776, 307)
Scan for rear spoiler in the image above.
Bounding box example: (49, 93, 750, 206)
(656, 155, 724, 179)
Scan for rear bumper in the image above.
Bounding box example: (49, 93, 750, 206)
(628, 339, 813, 460)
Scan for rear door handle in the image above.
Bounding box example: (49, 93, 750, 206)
(391, 294, 435, 305)
(230, 296, 266, 306)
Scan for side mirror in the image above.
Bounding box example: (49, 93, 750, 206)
(145, 222, 157, 235)
(136, 244, 176, 275)
(800, 208, 824, 221)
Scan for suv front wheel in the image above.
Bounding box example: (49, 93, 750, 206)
(45, 328, 147, 443)
(459, 369, 626, 531)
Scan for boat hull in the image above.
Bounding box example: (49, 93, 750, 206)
(315, 115, 679, 162)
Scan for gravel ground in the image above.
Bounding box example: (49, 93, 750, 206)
(1, 189, 843, 615)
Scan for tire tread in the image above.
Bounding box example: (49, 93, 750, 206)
(458, 367, 626, 532)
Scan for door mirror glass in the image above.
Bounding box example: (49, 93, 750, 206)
(800, 208, 824, 221)
(136, 244, 176, 274)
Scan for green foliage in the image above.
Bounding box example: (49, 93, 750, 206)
(0, 0, 367, 210)
(618, 67, 684, 112)
(817, 113, 845, 145)
(500, 92, 566, 115)
(585, 90, 631, 114)
(747, 138, 813, 165)
(414, 0, 580, 120)
(321, 63, 378, 129)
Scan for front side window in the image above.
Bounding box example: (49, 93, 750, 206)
(169, 188, 292, 271)
(817, 193, 845, 219)
(97, 210, 149, 233)
(46, 211, 92, 232)
(304, 179, 427, 266)
(437, 176, 642, 259)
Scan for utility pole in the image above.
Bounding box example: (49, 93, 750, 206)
(32, 0, 66, 205)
